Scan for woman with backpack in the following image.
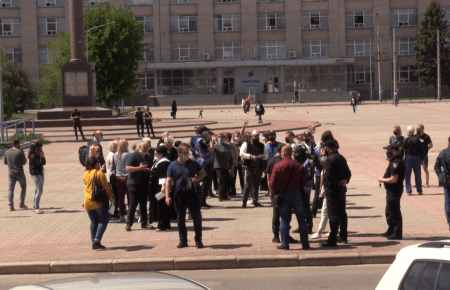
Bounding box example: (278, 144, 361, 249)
(28, 141, 46, 214)
(255, 100, 265, 124)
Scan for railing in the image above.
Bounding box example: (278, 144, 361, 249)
(0, 118, 35, 143)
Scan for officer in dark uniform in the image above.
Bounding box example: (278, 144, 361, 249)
(144, 107, 156, 138)
(135, 107, 144, 137)
(70, 108, 86, 141)
(378, 144, 405, 240)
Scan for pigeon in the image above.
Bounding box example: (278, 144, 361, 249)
(307, 111, 309, 113)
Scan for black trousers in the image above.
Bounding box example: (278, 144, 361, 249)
(136, 122, 144, 137)
(385, 190, 403, 237)
(242, 167, 263, 204)
(213, 168, 218, 191)
(145, 121, 155, 137)
(200, 163, 214, 205)
(174, 195, 202, 242)
(237, 163, 244, 190)
(126, 184, 148, 226)
(326, 187, 348, 245)
(73, 122, 85, 139)
(215, 168, 229, 200)
(311, 175, 323, 216)
(111, 182, 119, 216)
(229, 167, 237, 196)
(303, 193, 313, 232)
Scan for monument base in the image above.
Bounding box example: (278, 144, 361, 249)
(37, 107, 119, 120)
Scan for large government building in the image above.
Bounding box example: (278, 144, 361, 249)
(0, 0, 448, 104)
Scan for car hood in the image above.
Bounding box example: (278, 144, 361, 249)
(11, 272, 210, 290)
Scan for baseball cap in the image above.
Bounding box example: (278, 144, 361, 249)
(252, 130, 260, 136)
(383, 144, 400, 151)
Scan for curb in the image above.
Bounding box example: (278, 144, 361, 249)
(0, 252, 396, 275)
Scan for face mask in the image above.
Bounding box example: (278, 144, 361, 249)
(234, 137, 240, 141)
(285, 138, 291, 144)
(393, 131, 399, 136)
(270, 137, 276, 142)
(182, 154, 190, 162)
(386, 152, 393, 159)
(417, 130, 422, 135)
(154, 156, 161, 162)
(218, 138, 224, 143)
(99, 136, 104, 142)
(311, 129, 316, 134)
(305, 139, 310, 144)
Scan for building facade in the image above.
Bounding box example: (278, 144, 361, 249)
(1, 0, 449, 102)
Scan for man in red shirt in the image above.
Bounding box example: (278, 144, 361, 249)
(269, 145, 310, 250)
(246, 96, 251, 113)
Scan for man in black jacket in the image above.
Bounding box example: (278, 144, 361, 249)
(434, 136, 450, 231)
(321, 139, 351, 247)
(399, 126, 424, 196)
(71, 108, 86, 141)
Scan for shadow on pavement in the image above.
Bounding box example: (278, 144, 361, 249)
(50, 210, 84, 214)
(108, 245, 153, 252)
(1, 216, 29, 218)
(350, 241, 400, 248)
(347, 194, 372, 197)
(348, 215, 382, 219)
(187, 226, 217, 231)
(41, 207, 63, 210)
(209, 244, 252, 249)
(202, 218, 236, 222)
(346, 206, 374, 210)
(403, 236, 450, 242)
(349, 233, 385, 238)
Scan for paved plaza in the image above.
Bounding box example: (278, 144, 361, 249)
(1, 101, 449, 267)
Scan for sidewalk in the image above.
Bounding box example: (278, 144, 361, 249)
(1, 101, 449, 274)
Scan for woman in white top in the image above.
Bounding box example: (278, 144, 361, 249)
(112, 139, 131, 222)
(106, 141, 119, 218)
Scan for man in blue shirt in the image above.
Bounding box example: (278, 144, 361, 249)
(189, 126, 199, 159)
(125, 141, 153, 231)
(195, 126, 217, 209)
(166, 143, 206, 248)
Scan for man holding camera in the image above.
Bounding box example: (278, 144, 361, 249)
(378, 144, 405, 240)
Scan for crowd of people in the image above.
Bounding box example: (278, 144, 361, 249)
(4, 116, 450, 252)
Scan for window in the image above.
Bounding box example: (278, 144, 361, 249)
(38, 47, 50, 64)
(396, 38, 416, 55)
(37, 0, 64, 7)
(347, 67, 373, 85)
(302, 40, 330, 58)
(390, 9, 418, 27)
(169, 15, 198, 32)
(257, 0, 284, 2)
(437, 263, 450, 289)
(301, 12, 329, 30)
(0, 19, 21, 36)
(0, 0, 20, 8)
(257, 13, 285, 30)
(345, 40, 373, 57)
(214, 15, 241, 32)
(345, 11, 373, 28)
(213, 0, 240, 3)
(38, 18, 65, 35)
(169, 0, 197, 4)
(125, 0, 153, 5)
(138, 45, 154, 62)
(155, 69, 216, 95)
(214, 43, 242, 60)
(170, 44, 198, 61)
(5, 47, 22, 65)
(83, 0, 106, 6)
(138, 72, 155, 91)
(444, 7, 450, 25)
(134, 16, 154, 33)
(396, 66, 418, 83)
(258, 42, 286, 59)
(401, 262, 450, 290)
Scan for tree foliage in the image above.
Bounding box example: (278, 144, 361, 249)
(1, 45, 35, 120)
(85, 3, 145, 103)
(414, 0, 450, 89)
(34, 31, 71, 109)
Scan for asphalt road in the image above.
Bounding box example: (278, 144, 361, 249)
(0, 264, 390, 290)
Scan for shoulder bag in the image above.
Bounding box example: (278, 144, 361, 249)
(272, 163, 297, 208)
(438, 149, 450, 187)
(174, 161, 201, 200)
(92, 170, 110, 204)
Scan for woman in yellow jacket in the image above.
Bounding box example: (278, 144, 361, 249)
(84, 156, 113, 250)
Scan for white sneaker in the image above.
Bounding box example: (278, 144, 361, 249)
(138, 217, 141, 223)
(311, 233, 322, 239)
(247, 199, 252, 204)
(325, 232, 330, 237)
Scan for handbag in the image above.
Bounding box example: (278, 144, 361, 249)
(171, 112, 174, 117)
(92, 170, 110, 204)
(272, 162, 297, 208)
(174, 161, 201, 200)
(109, 156, 117, 186)
(438, 149, 450, 187)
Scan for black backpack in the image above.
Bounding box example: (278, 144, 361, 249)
(78, 145, 87, 167)
(174, 161, 201, 201)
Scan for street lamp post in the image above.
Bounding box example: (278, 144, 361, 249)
(86, 21, 115, 63)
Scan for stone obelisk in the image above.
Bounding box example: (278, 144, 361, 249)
(69, 0, 85, 63)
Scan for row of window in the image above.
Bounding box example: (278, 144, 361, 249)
(347, 66, 418, 85)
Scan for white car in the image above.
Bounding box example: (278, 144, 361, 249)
(376, 240, 450, 290)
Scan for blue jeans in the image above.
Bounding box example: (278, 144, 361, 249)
(405, 155, 422, 194)
(444, 186, 450, 227)
(86, 202, 110, 243)
(279, 189, 309, 248)
(8, 174, 26, 206)
(31, 175, 44, 209)
(246, 103, 250, 112)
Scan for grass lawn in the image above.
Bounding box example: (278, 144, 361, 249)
(10, 113, 38, 120)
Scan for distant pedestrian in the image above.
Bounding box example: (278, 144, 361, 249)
(144, 108, 156, 138)
(356, 93, 361, 110)
(246, 96, 251, 113)
(234, 93, 238, 105)
(255, 100, 265, 124)
(172, 100, 177, 119)
(434, 136, 450, 231)
(198, 108, 203, 118)
(84, 157, 113, 250)
(294, 90, 298, 103)
(28, 141, 46, 214)
(71, 108, 86, 141)
(351, 96, 356, 113)
(394, 91, 399, 107)
(389, 125, 405, 150)
(399, 126, 424, 196)
(4, 139, 27, 211)
(134, 107, 144, 137)
(242, 98, 247, 115)
(416, 124, 433, 188)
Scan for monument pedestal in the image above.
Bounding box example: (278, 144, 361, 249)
(37, 106, 119, 120)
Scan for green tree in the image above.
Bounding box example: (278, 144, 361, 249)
(1, 45, 35, 120)
(85, 3, 146, 104)
(414, 1, 450, 89)
(34, 31, 71, 109)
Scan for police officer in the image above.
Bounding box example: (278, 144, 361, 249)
(71, 108, 86, 141)
(134, 107, 144, 137)
(378, 144, 405, 240)
(144, 108, 156, 138)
